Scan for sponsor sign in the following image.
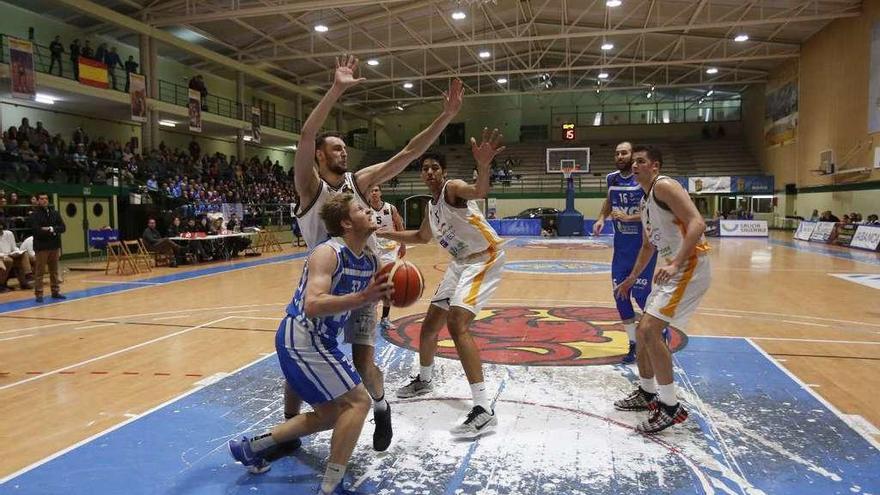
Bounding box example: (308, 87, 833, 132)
(719, 220, 768, 237)
(9, 37, 36, 99)
(794, 221, 816, 241)
(850, 225, 880, 251)
(688, 176, 731, 193)
(129, 73, 147, 122)
(809, 222, 836, 242)
(188, 89, 202, 132)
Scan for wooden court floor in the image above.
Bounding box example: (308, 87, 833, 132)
(0, 232, 878, 478)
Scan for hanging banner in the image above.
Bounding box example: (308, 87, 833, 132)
(188, 89, 202, 133)
(869, 22, 880, 133)
(764, 78, 798, 146)
(77, 57, 109, 89)
(688, 177, 731, 194)
(129, 73, 147, 122)
(9, 37, 36, 100)
(809, 222, 836, 243)
(850, 225, 880, 251)
(731, 176, 774, 194)
(794, 221, 817, 241)
(251, 106, 262, 144)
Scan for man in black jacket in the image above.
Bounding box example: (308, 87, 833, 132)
(29, 193, 66, 302)
(142, 218, 180, 267)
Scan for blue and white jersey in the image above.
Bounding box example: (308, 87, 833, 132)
(285, 237, 378, 342)
(606, 170, 645, 256)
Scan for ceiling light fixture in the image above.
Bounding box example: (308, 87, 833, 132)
(367, 59, 379, 66)
(497, 78, 508, 84)
(158, 120, 176, 127)
(479, 51, 491, 59)
(606, 0, 622, 7)
(451, 11, 466, 20)
(314, 24, 329, 33)
(35, 93, 55, 105)
(706, 90, 715, 96)
(734, 34, 749, 42)
(598, 72, 609, 79)
(706, 67, 719, 74)
(403, 82, 414, 89)
(601, 43, 614, 50)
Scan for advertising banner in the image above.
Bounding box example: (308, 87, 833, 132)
(719, 220, 769, 237)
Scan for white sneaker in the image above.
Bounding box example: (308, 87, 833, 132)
(396, 375, 433, 398)
(450, 406, 497, 439)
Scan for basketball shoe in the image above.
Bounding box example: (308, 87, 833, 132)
(637, 402, 689, 434)
(621, 342, 637, 364)
(396, 375, 433, 398)
(614, 387, 659, 411)
(378, 317, 395, 331)
(450, 405, 497, 439)
(228, 436, 268, 473)
(373, 403, 393, 451)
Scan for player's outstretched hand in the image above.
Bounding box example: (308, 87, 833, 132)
(471, 127, 506, 168)
(363, 273, 394, 303)
(592, 218, 605, 236)
(334, 55, 366, 90)
(442, 79, 465, 116)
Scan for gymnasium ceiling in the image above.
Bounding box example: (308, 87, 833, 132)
(8, 0, 863, 115)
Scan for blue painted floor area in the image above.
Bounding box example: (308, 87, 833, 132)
(0, 252, 307, 315)
(2, 336, 878, 495)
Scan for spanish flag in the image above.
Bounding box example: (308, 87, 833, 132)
(77, 57, 109, 89)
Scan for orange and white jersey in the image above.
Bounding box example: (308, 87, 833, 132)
(295, 172, 379, 254)
(641, 175, 710, 263)
(428, 181, 503, 260)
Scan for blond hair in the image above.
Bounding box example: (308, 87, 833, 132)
(320, 193, 354, 237)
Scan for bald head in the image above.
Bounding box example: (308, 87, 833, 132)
(615, 141, 633, 173)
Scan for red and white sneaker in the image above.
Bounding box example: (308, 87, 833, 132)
(637, 402, 689, 434)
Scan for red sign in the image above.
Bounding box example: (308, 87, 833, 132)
(562, 123, 576, 141)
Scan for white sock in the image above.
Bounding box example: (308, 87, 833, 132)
(373, 394, 389, 412)
(624, 322, 637, 342)
(657, 382, 677, 406)
(640, 376, 657, 394)
(470, 382, 490, 410)
(249, 432, 277, 453)
(321, 463, 346, 494)
(419, 364, 433, 383)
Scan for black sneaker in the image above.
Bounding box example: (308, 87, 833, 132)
(637, 402, 689, 434)
(613, 387, 658, 411)
(373, 402, 393, 451)
(450, 405, 497, 439)
(51, 293, 67, 300)
(261, 437, 302, 462)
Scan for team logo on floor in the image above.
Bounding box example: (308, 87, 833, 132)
(505, 260, 611, 274)
(383, 306, 687, 366)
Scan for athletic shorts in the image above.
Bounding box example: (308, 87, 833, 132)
(431, 249, 506, 315)
(275, 315, 361, 406)
(343, 303, 378, 346)
(645, 254, 711, 330)
(611, 250, 658, 321)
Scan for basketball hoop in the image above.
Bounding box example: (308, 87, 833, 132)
(561, 164, 575, 180)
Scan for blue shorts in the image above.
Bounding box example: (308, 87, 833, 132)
(611, 250, 658, 321)
(275, 315, 362, 406)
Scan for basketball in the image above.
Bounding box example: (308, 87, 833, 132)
(377, 260, 424, 308)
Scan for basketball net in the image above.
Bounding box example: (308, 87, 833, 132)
(561, 165, 575, 180)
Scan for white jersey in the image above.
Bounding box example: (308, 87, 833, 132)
(372, 201, 400, 255)
(295, 172, 379, 253)
(641, 175, 710, 262)
(428, 181, 503, 260)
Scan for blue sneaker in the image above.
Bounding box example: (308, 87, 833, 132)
(228, 436, 268, 472)
(621, 341, 637, 364)
(317, 485, 360, 495)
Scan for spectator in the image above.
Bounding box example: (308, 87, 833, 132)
(188, 75, 208, 111)
(142, 218, 180, 267)
(104, 47, 122, 90)
(188, 138, 200, 158)
(80, 40, 93, 60)
(0, 219, 32, 291)
(820, 210, 840, 223)
(866, 214, 879, 225)
(49, 35, 64, 76)
(167, 216, 183, 237)
(18, 236, 36, 274)
(94, 43, 107, 63)
(28, 192, 66, 302)
(146, 174, 158, 192)
(124, 55, 138, 92)
(810, 209, 819, 221)
(69, 38, 80, 79)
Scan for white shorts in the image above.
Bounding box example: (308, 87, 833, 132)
(645, 254, 711, 330)
(343, 303, 378, 346)
(431, 249, 506, 315)
(376, 239, 399, 266)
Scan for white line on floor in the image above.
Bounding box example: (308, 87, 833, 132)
(700, 335, 880, 345)
(698, 312, 743, 318)
(0, 333, 35, 342)
(780, 320, 829, 328)
(0, 316, 232, 392)
(81, 280, 163, 285)
(151, 314, 192, 321)
(74, 323, 117, 330)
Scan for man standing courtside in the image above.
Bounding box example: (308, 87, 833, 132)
(592, 142, 658, 364)
(613, 145, 711, 433)
(29, 193, 66, 302)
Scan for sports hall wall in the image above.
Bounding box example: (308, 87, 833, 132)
(745, 0, 880, 218)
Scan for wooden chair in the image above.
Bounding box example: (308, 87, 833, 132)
(122, 240, 152, 273)
(255, 230, 284, 254)
(139, 239, 173, 267)
(105, 241, 139, 275)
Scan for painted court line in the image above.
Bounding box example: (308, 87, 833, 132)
(151, 314, 192, 321)
(781, 320, 829, 328)
(0, 334, 35, 342)
(0, 316, 232, 392)
(746, 338, 880, 451)
(74, 323, 116, 330)
(703, 335, 880, 345)
(0, 353, 274, 484)
(82, 280, 164, 285)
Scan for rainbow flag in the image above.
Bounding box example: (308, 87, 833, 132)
(77, 57, 109, 89)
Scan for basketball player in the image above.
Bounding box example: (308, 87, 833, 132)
(367, 184, 406, 330)
(592, 142, 658, 364)
(613, 145, 711, 433)
(378, 128, 506, 439)
(287, 55, 464, 452)
(229, 194, 393, 495)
